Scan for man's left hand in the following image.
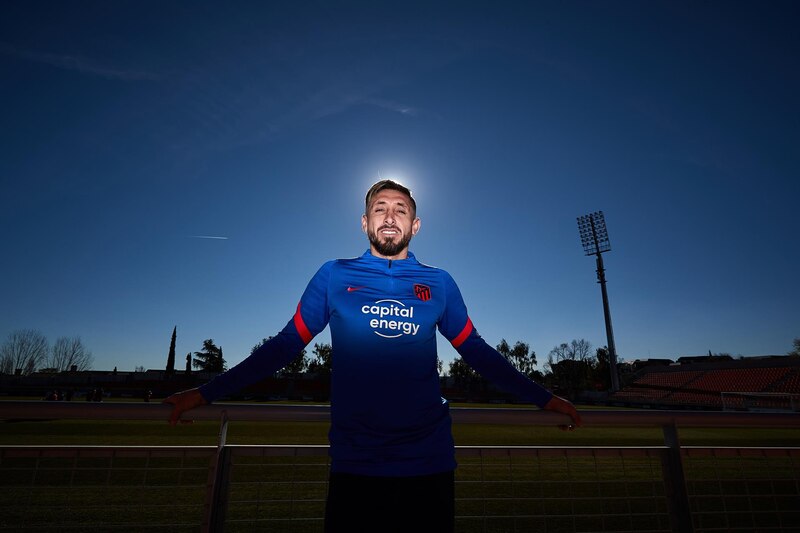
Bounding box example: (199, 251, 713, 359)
(543, 395, 582, 431)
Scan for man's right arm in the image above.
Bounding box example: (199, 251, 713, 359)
(163, 262, 332, 424)
(197, 322, 311, 401)
(162, 321, 308, 424)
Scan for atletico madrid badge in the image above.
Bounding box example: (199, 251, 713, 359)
(413, 283, 431, 301)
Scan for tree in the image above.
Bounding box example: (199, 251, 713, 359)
(448, 357, 482, 392)
(546, 339, 593, 399)
(251, 337, 270, 355)
(308, 343, 333, 376)
(278, 348, 308, 376)
(788, 338, 800, 357)
(592, 346, 611, 391)
(47, 336, 93, 372)
(0, 329, 49, 375)
(548, 339, 593, 365)
(496, 339, 541, 380)
(251, 337, 308, 376)
(193, 339, 226, 373)
(166, 326, 177, 375)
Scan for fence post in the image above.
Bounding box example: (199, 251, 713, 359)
(660, 423, 694, 533)
(203, 411, 232, 533)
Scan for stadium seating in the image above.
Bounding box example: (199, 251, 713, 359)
(612, 361, 800, 410)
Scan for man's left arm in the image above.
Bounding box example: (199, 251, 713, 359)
(439, 273, 581, 427)
(454, 332, 582, 427)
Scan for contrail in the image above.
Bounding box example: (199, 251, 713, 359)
(0, 42, 159, 81)
(189, 235, 229, 240)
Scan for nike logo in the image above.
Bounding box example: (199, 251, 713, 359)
(347, 286, 364, 292)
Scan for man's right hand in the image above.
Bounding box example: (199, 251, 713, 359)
(163, 388, 207, 426)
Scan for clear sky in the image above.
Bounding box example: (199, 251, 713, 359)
(1, 1, 798, 374)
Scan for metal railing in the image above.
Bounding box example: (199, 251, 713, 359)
(1, 402, 799, 532)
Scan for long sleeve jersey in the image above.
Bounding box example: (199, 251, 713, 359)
(199, 250, 553, 476)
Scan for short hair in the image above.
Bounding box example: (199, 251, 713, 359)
(364, 179, 417, 217)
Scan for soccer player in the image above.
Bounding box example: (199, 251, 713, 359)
(165, 179, 581, 532)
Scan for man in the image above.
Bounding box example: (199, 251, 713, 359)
(165, 179, 581, 532)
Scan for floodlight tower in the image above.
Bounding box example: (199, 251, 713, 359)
(577, 211, 620, 392)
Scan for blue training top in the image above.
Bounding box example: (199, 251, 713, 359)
(199, 250, 553, 476)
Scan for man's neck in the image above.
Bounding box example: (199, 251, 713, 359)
(369, 246, 409, 261)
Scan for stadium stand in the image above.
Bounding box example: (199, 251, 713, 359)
(612, 356, 800, 410)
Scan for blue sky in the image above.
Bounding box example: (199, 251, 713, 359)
(1, 1, 798, 373)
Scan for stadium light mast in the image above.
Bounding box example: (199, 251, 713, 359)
(577, 211, 620, 392)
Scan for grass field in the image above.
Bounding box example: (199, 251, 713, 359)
(3, 418, 800, 447)
(2, 401, 800, 532)
(2, 399, 800, 447)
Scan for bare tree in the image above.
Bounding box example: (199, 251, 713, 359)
(546, 339, 593, 399)
(547, 339, 593, 366)
(48, 336, 93, 372)
(0, 329, 49, 375)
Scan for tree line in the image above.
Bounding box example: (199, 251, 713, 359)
(0, 329, 93, 375)
(448, 338, 616, 398)
(189, 336, 333, 377)
(194, 333, 615, 398)
(7, 324, 800, 396)
(186, 331, 636, 393)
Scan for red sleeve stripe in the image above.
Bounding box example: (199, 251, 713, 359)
(451, 317, 473, 349)
(293, 302, 313, 344)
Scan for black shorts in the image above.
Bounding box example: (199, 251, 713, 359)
(324, 469, 455, 533)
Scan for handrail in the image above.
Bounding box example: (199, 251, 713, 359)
(0, 400, 798, 428)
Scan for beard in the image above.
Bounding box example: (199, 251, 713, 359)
(368, 227, 412, 257)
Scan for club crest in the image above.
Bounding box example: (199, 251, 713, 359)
(413, 283, 431, 302)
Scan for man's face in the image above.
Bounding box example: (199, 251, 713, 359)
(361, 189, 421, 259)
